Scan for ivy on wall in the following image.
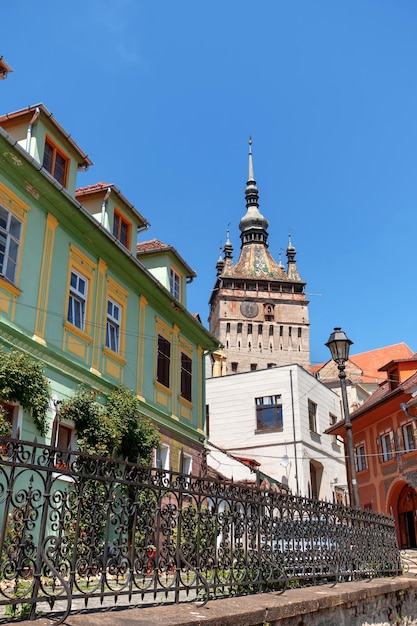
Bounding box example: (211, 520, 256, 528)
(0, 349, 51, 436)
(60, 385, 161, 464)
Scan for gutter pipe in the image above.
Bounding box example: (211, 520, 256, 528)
(25, 107, 40, 153)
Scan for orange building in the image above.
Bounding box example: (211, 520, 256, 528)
(327, 354, 417, 548)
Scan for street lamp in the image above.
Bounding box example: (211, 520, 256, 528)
(325, 327, 360, 508)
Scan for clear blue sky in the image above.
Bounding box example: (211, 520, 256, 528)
(2, 1, 417, 365)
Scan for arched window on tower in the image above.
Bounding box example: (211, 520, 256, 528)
(264, 304, 274, 321)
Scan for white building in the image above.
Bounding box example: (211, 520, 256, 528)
(206, 364, 348, 503)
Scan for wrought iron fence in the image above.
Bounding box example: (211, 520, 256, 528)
(0, 436, 402, 624)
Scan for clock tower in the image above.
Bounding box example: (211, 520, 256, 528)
(208, 140, 310, 374)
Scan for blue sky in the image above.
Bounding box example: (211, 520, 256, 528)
(2, 1, 417, 366)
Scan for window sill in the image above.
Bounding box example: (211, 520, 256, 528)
(179, 396, 193, 409)
(255, 427, 283, 434)
(0, 275, 21, 297)
(103, 346, 126, 365)
(64, 321, 92, 343)
(155, 380, 172, 395)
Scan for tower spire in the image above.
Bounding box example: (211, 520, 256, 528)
(239, 137, 269, 246)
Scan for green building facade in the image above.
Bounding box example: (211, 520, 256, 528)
(0, 103, 219, 473)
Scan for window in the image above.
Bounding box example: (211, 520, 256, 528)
(250, 364, 257, 371)
(256, 395, 283, 430)
(267, 363, 276, 369)
(298, 327, 302, 338)
(113, 210, 131, 248)
(381, 433, 393, 462)
(258, 324, 263, 335)
(43, 138, 68, 186)
(157, 334, 171, 388)
(155, 444, 170, 470)
(355, 444, 367, 472)
(180, 352, 192, 401)
(170, 268, 181, 300)
(0, 204, 22, 284)
(308, 399, 317, 433)
(329, 413, 339, 445)
(226, 322, 230, 333)
(180, 451, 192, 487)
(269, 325, 274, 336)
(288, 327, 292, 337)
(247, 324, 253, 335)
(403, 423, 415, 452)
(231, 362, 238, 372)
(67, 270, 87, 330)
(237, 323, 242, 334)
(279, 326, 283, 337)
(106, 298, 121, 353)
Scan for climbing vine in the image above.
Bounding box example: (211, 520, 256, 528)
(0, 349, 51, 436)
(60, 385, 161, 463)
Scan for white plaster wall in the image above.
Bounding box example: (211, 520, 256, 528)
(206, 365, 347, 500)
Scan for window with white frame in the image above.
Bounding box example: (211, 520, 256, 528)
(355, 443, 367, 472)
(256, 395, 283, 431)
(155, 444, 170, 470)
(0, 204, 22, 284)
(106, 298, 121, 353)
(381, 432, 393, 462)
(403, 423, 415, 453)
(67, 270, 87, 330)
(180, 451, 192, 487)
(170, 268, 181, 300)
(308, 399, 318, 433)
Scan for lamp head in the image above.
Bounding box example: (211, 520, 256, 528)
(325, 327, 353, 365)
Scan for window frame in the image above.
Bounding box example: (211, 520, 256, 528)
(355, 443, 367, 472)
(113, 209, 131, 249)
(0, 203, 22, 286)
(106, 298, 121, 353)
(155, 443, 170, 470)
(156, 333, 171, 388)
(381, 432, 394, 462)
(170, 267, 181, 300)
(308, 399, 318, 433)
(255, 395, 283, 431)
(403, 422, 416, 453)
(180, 351, 192, 402)
(67, 269, 87, 331)
(43, 136, 69, 187)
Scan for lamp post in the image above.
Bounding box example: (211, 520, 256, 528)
(325, 327, 360, 508)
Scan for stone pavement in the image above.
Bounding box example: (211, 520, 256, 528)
(14, 576, 417, 626)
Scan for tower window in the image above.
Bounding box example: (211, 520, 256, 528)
(247, 324, 252, 335)
(258, 324, 263, 335)
(237, 323, 242, 334)
(269, 326, 274, 336)
(231, 362, 238, 372)
(279, 326, 283, 337)
(250, 364, 257, 371)
(226, 322, 230, 333)
(298, 327, 302, 338)
(289, 327, 292, 337)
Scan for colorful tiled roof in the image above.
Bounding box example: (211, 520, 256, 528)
(222, 243, 289, 280)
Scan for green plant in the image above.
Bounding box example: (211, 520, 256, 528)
(60, 385, 161, 462)
(0, 349, 50, 436)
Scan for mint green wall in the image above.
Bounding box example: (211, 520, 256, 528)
(0, 130, 217, 451)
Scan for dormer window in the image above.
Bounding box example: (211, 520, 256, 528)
(113, 210, 131, 248)
(43, 137, 69, 187)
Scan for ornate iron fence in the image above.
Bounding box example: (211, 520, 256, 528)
(0, 436, 402, 624)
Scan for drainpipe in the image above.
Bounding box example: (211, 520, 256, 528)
(401, 396, 417, 420)
(289, 368, 300, 496)
(26, 107, 40, 153)
(101, 187, 112, 227)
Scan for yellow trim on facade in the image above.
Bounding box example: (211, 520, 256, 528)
(0, 182, 30, 307)
(34, 213, 58, 340)
(91, 258, 107, 372)
(63, 245, 96, 363)
(137, 295, 147, 396)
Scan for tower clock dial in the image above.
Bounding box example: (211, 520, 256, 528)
(240, 301, 259, 318)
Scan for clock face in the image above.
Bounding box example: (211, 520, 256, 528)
(240, 301, 259, 318)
